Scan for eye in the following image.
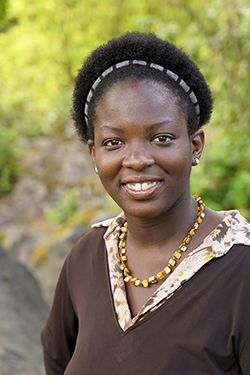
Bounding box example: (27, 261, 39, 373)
(151, 134, 173, 143)
(103, 138, 123, 147)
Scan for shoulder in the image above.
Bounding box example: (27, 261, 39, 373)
(229, 243, 250, 262)
(209, 210, 250, 258)
(61, 227, 108, 297)
(228, 243, 250, 272)
(68, 226, 107, 263)
(219, 210, 250, 238)
(60, 213, 123, 276)
(207, 243, 250, 292)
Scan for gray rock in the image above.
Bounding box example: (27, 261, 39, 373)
(0, 243, 49, 375)
(10, 136, 96, 216)
(2, 225, 47, 264)
(34, 224, 88, 305)
(0, 199, 23, 227)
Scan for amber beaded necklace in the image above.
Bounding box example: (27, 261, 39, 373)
(119, 195, 205, 288)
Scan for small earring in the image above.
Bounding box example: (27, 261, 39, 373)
(95, 166, 98, 174)
(194, 157, 199, 165)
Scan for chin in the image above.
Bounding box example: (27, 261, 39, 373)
(122, 204, 167, 221)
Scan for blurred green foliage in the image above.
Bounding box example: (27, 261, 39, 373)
(0, 127, 21, 194)
(44, 188, 80, 224)
(0, 0, 250, 219)
(0, 0, 18, 32)
(0, 0, 7, 22)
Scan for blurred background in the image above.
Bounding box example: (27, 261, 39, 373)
(0, 0, 250, 373)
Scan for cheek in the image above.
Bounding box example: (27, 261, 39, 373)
(161, 148, 192, 180)
(159, 143, 192, 166)
(175, 153, 192, 172)
(95, 153, 120, 179)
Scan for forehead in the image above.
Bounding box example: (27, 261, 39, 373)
(94, 79, 186, 126)
(92, 79, 189, 140)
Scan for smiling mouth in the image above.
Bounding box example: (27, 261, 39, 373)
(126, 181, 158, 191)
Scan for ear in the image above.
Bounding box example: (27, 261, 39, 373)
(190, 129, 205, 165)
(87, 139, 96, 163)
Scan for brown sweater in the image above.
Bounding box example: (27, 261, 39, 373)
(41, 227, 250, 374)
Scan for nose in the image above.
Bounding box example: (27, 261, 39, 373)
(122, 142, 155, 171)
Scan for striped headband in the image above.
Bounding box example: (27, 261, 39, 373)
(84, 60, 200, 125)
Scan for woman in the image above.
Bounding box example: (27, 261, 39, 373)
(41, 32, 250, 374)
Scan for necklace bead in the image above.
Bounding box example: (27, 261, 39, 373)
(119, 195, 205, 288)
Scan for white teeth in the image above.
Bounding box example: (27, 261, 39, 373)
(142, 182, 152, 191)
(127, 181, 157, 191)
(134, 183, 141, 191)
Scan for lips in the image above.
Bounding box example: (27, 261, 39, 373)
(122, 179, 162, 199)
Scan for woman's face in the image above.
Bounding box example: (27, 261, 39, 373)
(88, 79, 204, 220)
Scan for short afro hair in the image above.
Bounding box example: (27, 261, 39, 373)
(72, 31, 213, 143)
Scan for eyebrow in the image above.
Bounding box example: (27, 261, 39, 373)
(148, 121, 173, 130)
(99, 121, 172, 134)
(98, 125, 125, 134)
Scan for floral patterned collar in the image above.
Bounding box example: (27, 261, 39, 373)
(93, 210, 250, 331)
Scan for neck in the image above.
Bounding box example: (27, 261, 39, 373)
(124, 193, 199, 251)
